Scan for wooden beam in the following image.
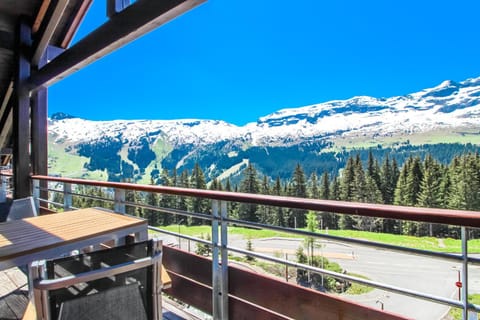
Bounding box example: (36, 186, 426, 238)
(27, 0, 206, 92)
(31, 88, 48, 175)
(32, 0, 70, 66)
(107, 0, 131, 18)
(0, 30, 14, 50)
(0, 108, 13, 149)
(60, 0, 93, 48)
(13, 21, 32, 198)
(32, 0, 51, 34)
(0, 80, 14, 118)
(31, 52, 49, 208)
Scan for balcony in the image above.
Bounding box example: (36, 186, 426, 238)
(2, 174, 479, 319)
(1, 1, 479, 319)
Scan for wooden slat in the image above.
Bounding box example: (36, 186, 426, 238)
(22, 300, 37, 320)
(0, 268, 29, 320)
(161, 266, 172, 289)
(162, 246, 409, 320)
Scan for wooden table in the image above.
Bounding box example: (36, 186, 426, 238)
(0, 208, 148, 270)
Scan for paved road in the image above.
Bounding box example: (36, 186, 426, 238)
(163, 234, 479, 319)
(229, 237, 480, 320)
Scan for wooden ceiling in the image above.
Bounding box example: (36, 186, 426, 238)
(0, 0, 205, 155)
(0, 0, 91, 150)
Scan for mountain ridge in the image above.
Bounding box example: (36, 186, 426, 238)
(48, 76, 480, 182)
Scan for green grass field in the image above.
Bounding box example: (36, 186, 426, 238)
(153, 225, 480, 253)
(325, 127, 480, 152)
(449, 294, 480, 320)
(48, 140, 90, 177)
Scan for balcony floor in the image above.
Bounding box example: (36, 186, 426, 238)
(0, 267, 201, 320)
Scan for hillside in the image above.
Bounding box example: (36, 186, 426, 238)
(48, 76, 480, 182)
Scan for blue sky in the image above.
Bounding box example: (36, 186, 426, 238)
(49, 0, 480, 125)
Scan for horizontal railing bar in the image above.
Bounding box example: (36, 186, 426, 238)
(225, 217, 469, 264)
(31, 175, 480, 228)
(42, 182, 480, 266)
(149, 226, 211, 246)
(31, 176, 480, 317)
(124, 202, 214, 222)
(226, 245, 474, 311)
(154, 226, 480, 313)
(38, 198, 63, 207)
(41, 180, 480, 265)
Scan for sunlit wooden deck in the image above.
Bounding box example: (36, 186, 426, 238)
(0, 267, 202, 320)
(0, 267, 28, 320)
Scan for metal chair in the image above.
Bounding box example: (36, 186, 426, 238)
(7, 196, 37, 221)
(30, 239, 163, 320)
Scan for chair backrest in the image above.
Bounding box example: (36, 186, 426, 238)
(32, 239, 163, 320)
(7, 197, 37, 221)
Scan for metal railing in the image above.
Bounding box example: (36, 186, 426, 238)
(26, 174, 480, 320)
(0, 167, 12, 202)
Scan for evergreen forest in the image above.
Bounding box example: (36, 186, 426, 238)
(59, 151, 480, 239)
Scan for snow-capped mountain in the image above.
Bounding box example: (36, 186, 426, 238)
(252, 77, 480, 144)
(48, 76, 480, 182)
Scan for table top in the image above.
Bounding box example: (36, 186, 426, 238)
(0, 208, 147, 269)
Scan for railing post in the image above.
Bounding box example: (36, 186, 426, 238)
(212, 200, 228, 320)
(114, 188, 126, 214)
(0, 175, 8, 203)
(32, 179, 40, 213)
(220, 200, 229, 318)
(461, 227, 469, 320)
(63, 183, 72, 211)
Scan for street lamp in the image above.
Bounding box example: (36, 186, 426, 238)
(178, 218, 185, 249)
(376, 300, 384, 310)
(452, 266, 462, 300)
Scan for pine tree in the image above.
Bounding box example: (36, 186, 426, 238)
(395, 157, 423, 235)
(318, 171, 336, 229)
(394, 157, 412, 206)
(405, 156, 423, 206)
(144, 179, 160, 225)
(272, 176, 285, 226)
(329, 175, 340, 201)
(380, 154, 394, 204)
(259, 175, 272, 224)
(309, 172, 319, 199)
(448, 154, 480, 210)
(190, 163, 209, 225)
(224, 177, 239, 218)
(367, 149, 381, 191)
(416, 155, 444, 236)
(289, 164, 307, 228)
(379, 155, 400, 233)
(125, 189, 141, 217)
(225, 178, 232, 192)
(418, 155, 442, 208)
(158, 169, 174, 226)
(209, 178, 220, 190)
(238, 163, 260, 222)
(340, 156, 356, 201)
(319, 172, 330, 200)
(360, 175, 383, 231)
(353, 154, 367, 202)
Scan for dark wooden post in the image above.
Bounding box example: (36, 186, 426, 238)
(107, 0, 131, 17)
(31, 86, 48, 208)
(13, 20, 32, 199)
